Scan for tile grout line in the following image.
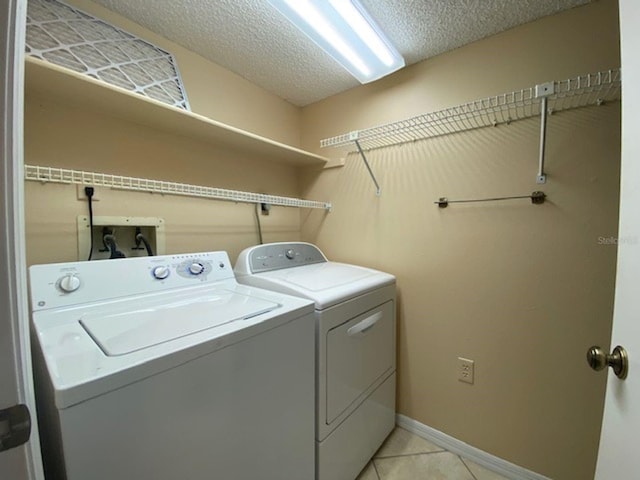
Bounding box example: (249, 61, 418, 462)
(460, 456, 480, 480)
(371, 459, 382, 480)
(374, 449, 448, 460)
(373, 450, 483, 480)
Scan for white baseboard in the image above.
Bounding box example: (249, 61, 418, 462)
(395, 414, 552, 480)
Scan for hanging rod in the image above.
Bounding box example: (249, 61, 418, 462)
(25, 165, 333, 211)
(435, 191, 546, 208)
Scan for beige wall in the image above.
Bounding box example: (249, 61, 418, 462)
(24, 0, 306, 265)
(299, 1, 621, 479)
(25, 1, 622, 479)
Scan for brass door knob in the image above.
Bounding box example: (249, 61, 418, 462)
(587, 345, 629, 380)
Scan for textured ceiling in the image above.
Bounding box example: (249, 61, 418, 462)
(92, 0, 591, 106)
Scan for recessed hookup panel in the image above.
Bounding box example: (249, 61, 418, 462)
(77, 216, 165, 261)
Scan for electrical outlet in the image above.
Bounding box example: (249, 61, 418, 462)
(76, 184, 100, 201)
(458, 357, 475, 384)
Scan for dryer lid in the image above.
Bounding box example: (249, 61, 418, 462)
(270, 262, 376, 291)
(250, 262, 395, 310)
(80, 289, 280, 356)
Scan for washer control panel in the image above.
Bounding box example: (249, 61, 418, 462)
(30, 251, 233, 311)
(57, 273, 81, 293)
(151, 265, 170, 280)
(176, 259, 214, 279)
(245, 242, 327, 273)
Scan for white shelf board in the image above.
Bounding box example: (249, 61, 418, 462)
(25, 56, 329, 167)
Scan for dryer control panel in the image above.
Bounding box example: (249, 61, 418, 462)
(237, 242, 327, 274)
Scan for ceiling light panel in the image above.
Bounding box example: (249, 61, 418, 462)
(267, 0, 405, 84)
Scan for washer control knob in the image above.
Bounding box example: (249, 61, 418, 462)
(189, 262, 205, 275)
(285, 249, 295, 260)
(152, 266, 170, 280)
(59, 274, 80, 293)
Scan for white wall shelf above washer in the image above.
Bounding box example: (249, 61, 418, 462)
(25, 56, 330, 168)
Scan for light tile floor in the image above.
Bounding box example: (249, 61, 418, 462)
(356, 427, 510, 480)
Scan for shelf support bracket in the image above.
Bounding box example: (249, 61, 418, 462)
(537, 96, 548, 184)
(535, 81, 554, 184)
(354, 138, 381, 196)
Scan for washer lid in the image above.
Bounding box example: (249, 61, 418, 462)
(80, 289, 280, 356)
(248, 262, 395, 310)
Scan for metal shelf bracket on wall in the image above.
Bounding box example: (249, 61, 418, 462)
(535, 82, 554, 184)
(320, 69, 621, 189)
(352, 134, 381, 196)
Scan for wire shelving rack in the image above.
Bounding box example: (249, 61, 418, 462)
(321, 69, 621, 150)
(25, 165, 332, 211)
(320, 69, 621, 195)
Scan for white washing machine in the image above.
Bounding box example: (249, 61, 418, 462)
(30, 251, 315, 480)
(234, 242, 396, 480)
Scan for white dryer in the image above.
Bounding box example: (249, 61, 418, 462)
(30, 251, 315, 480)
(234, 242, 396, 480)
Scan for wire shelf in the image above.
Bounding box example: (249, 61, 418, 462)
(25, 165, 332, 211)
(320, 69, 621, 151)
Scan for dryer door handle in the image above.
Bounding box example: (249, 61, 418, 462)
(347, 311, 383, 337)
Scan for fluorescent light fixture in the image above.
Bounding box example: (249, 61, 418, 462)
(267, 0, 405, 84)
